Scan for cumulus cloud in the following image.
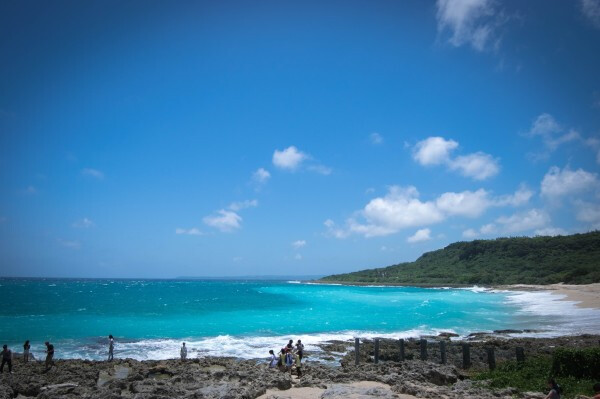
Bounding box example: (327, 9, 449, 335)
(413, 137, 499, 180)
(462, 228, 479, 239)
(413, 137, 458, 166)
(292, 240, 306, 249)
(581, 0, 600, 28)
(175, 227, 203, 236)
(81, 168, 104, 179)
(407, 228, 432, 243)
(272, 146, 331, 174)
(448, 153, 500, 180)
(72, 218, 95, 228)
(252, 168, 271, 185)
(327, 184, 529, 238)
(203, 210, 242, 232)
(495, 209, 550, 233)
(540, 166, 598, 199)
(229, 199, 258, 211)
(436, 0, 504, 51)
(370, 132, 384, 145)
(273, 146, 308, 170)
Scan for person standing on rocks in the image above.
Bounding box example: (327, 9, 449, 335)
(23, 340, 31, 362)
(180, 342, 187, 360)
(108, 335, 114, 361)
(267, 350, 277, 368)
(295, 339, 304, 360)
(1, 345, 13, 373)
(286, 340, 293, 350)
(294, 351, 302, 378)
(44, 341, 55, 371)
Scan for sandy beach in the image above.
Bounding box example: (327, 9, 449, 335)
(499, 283, 600, 309)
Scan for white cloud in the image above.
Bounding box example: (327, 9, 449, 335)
(307, 165, 333, 175)
(534, 227, 568, 236)
(448, 152, 500, 180)
(273, 146, 308, 170)
(413, 136, 499, 180)
(584, 137, 600, 164)
(58, 238, 81, 249)
(328, 184, 535, 238)
(575, 200, 600, 229)
(581, 0, 600, 28)
(495, 209, 550, 234)
(407, 228, 432, 243)
(413, 137, 458, 166)
(370, 132, 384, 144)
(72, 217, 95, 228)
(525, 114, 583, 160)
(480, 223, 497, 234)
(292, 240, 306, 249)
(294, 253, 303, 260)
(81, 168, 104, 179)
(462, 228, 479, 239)
(252, 168, 271, 185)
(203, 210, 242, 232)
(175, 227, 203, 236)
(436, 0, 502, 51)
(494, 184, 534, 207)
(435, 189, 491, 217)
(229, 199, 258, 211)
(540, 166, 598, 199)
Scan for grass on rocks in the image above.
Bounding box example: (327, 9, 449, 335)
(472, 356, 596, 399)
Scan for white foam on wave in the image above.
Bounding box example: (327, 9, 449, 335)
(49, 327, 456, 361)
(502, 290, 600, 337)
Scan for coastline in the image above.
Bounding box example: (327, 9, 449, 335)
(310, 280, 600, 310)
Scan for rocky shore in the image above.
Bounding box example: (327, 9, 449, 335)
(1, 334, 598, 399)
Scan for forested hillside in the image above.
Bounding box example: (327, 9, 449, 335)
(320, 231, 600, 285)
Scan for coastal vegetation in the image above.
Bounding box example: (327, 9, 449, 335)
(320, 231, 600, 285)
(473, 347, 600, 398)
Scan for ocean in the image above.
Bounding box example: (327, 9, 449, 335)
(1, 278, 598, 361)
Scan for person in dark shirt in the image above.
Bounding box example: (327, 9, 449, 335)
(1, 345, 12, 373)
(45, 341, 55, 371)
(23, 340, 31, 362)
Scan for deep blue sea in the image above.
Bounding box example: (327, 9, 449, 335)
(1, 279, 598, 361)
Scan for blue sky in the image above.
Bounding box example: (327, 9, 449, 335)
(1, 0, 599, 278)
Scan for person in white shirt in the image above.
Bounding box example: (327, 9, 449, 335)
(267, 350, 277, 368)
(180, 342, 187, 360)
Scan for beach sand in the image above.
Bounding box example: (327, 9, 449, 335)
(500, 283, 600, 309)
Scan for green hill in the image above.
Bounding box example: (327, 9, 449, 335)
(320, 231, 600, 285)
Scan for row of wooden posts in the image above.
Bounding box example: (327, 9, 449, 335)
(354, 338, 526, 370)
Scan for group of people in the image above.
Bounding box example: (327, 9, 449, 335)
(0, 341, 55, 373)
(267, 339, 304, 377)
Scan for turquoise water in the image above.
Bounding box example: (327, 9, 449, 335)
(0, 279, 592, 360)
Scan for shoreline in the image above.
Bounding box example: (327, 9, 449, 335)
(309, 280, 600, 310)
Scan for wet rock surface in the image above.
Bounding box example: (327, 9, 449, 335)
(0, 334, 598, 398)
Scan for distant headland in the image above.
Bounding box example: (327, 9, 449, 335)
(319, 231, 600, 286)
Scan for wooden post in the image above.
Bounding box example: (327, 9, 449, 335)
(439, 340, 447, 364)
(398, 339, 405, 362)
(462, 343, 471, 369)
(374, 338, 380, 364)
(355, 338, 360, 365)
(486, 347, 496, 370)
(516, 347, 525, 363)
(420, 339, 428, 361)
